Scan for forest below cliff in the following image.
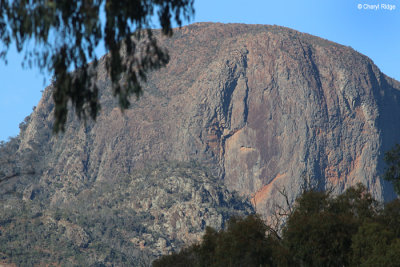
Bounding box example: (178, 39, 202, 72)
(2, 22, 400, 266)
(155, 184, 400, 267)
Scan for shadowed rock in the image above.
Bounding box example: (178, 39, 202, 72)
(1, 22, 400, 264)
(11, 22, 400, 214)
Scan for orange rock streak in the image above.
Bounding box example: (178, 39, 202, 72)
(251, 173, 286, 207)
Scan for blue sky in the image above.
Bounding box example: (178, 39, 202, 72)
(1, 0, 399, 141)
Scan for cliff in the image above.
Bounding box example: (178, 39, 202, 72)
(1, 22, 400, 264)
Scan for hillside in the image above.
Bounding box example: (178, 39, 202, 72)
(1, 22, 400, 265)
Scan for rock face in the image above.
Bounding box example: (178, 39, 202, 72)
(0, 162, 253, 265)
(1, 22, 400, 263)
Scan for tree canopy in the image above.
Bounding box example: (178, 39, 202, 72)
(154, 184, 400, 267)
(0, 0, 194, 132)
(384, 144, 400, 196)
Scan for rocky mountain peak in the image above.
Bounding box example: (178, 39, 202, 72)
(1, 22, 400, 265)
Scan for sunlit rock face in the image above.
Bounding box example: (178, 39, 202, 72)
(3, 22, 400, 265)
(11, 23, 400, 217)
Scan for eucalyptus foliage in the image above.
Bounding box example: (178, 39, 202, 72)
(384, 144, 400, 196)
(0, 0, 194, 131)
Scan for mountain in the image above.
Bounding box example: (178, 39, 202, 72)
(1, 22, 400, 265)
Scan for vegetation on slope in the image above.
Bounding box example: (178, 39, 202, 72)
(0, 162, 253, 266)
(154, 184, 400, 267)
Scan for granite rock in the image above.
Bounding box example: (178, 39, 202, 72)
(1, 22, 400, 264)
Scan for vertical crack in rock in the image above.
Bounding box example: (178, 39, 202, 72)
(2, 22, 400, 232)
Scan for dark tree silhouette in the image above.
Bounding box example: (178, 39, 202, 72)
(153, 184, 400, 267)
(0, 0, 194, 132)
(384, 144, 400, 196)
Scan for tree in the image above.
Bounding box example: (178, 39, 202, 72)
(154, 185, 400, 266)
(282, 184, 377, 267)
(351, 222, 400, 267)
(384, 144, 400, 195)
(153, 214, 278, 267)
(380, 199, 400, 237)
(0, 0, 194, 132)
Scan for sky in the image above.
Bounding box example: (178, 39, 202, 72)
(0, 0, 399, 141)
